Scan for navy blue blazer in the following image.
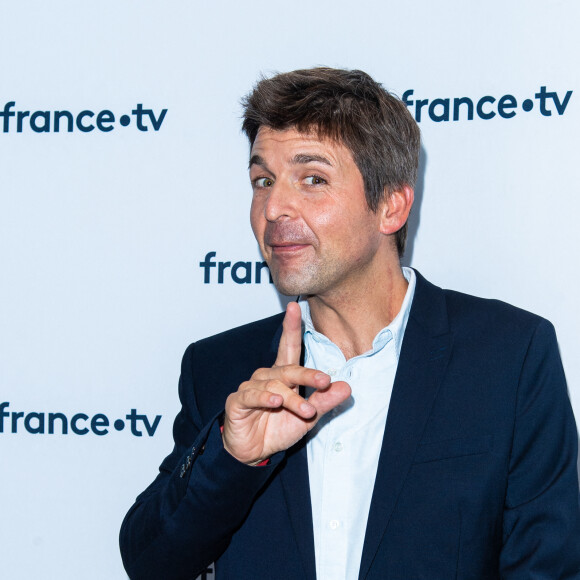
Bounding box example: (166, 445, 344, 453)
(120, 271, 580, 579)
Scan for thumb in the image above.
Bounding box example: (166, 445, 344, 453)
(308, 380, 352, 416)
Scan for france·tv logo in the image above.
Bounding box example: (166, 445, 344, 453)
(200, 251, 273, 284)
(0, 101, 167, 133)
(402, 86, 572, 122)
(0, 402, 161, 437)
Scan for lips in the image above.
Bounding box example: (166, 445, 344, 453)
(270, 243, 309, 254)
(267, 239, 311, 257)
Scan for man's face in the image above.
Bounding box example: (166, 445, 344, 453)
(250, 127, 386, 298)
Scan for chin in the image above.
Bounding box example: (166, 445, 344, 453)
(273, 281, 303, 297)
(272, 273, 308, 297)
(271, 263, 322, 297)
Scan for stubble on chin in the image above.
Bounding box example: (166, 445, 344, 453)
(268, 264, 304, 296)
(269, 259, 323, 297)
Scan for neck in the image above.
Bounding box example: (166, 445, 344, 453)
(306, 262, 409, 360)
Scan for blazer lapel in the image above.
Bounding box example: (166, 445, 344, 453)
(266, 322, 317, 580)
(358, 271, 453, 579)
(279, 439, 317, 580)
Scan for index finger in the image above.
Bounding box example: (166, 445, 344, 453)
(274, 301, 302, 367)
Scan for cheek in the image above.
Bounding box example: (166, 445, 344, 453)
(249, 200, 262, 236)
(309, 203, 354, 238)
(311, 210, 333, 229)
(250, 204, 271, 255)
(302, 199, 338, 230)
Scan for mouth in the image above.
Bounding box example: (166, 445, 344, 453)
(269, 242, 310, 257)
(270, 242, 309, 251)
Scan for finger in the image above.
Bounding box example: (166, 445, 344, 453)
(275, 302, 302, 367)
(308, 380, 352, 416)
(234, 382, 317, 419)
(252, 365, 331, 390)
(263, 379, 317, 418)
(227, 387, 284, 413)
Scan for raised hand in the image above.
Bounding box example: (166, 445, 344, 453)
(222, 301, 351, 464)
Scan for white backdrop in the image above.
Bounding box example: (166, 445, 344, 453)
(1, 1, 578, 578)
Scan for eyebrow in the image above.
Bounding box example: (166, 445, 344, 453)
(248, 153, 333, 169)
(291, 153, 333, 166)
(249, 154, 266, 169)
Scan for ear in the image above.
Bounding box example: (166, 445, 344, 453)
(378, 185, 414, 236)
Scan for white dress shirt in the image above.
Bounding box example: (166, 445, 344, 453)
(300, 267, 416, 580)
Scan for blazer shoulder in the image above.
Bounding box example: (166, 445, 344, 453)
(412, 270, 552, 340)
(192, 311, 285, 352)
(442, 286, 553, 339)
(181, 312, 285, 381)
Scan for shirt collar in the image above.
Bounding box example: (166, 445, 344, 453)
(299, 267, 416, 360)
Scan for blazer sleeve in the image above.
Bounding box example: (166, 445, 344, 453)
(119, 342, 282, 580)
(500, 319, 580, 578)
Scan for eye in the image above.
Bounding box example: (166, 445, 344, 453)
(253, 177, 274, 188)
(304, 175, 326, 186)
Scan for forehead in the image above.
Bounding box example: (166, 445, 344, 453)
(250, 126, 354, 166)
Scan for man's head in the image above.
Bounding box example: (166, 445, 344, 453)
(242, 67, 421, 257)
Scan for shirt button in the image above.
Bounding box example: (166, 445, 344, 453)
(329, 520, 340, 530)
(333, 442, 343, 453)
(327, 368, 336, 377)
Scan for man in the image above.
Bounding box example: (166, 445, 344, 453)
(120, 68, 580, 579)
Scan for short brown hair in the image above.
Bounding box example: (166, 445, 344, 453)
(241, 67, 421, 256)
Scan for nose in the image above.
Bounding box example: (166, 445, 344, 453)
(263, 180, 297, 222)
